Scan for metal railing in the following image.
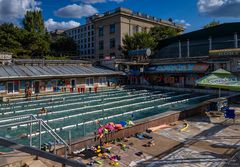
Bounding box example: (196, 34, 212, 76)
(0, 114, 70, 158)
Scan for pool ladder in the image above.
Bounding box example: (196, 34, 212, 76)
(0, 114, 70, 158)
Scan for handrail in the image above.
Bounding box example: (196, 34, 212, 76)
(0, 114, 70, 157)
(0, 137, 86, 167)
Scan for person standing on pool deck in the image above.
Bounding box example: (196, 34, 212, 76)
(89, 87, 92, 93)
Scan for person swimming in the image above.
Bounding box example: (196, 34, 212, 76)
(39, 107, 47, 114)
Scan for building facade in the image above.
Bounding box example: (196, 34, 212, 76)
(65, 7, 183, 60)
(65, 17, 95, 59)
(148, 23, 240, 87)
(94, 7, 183, 60)
(115, 23, 240, 88)
(0, 59, 122, 97)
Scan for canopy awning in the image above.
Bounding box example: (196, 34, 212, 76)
(196, 69, 240, 91)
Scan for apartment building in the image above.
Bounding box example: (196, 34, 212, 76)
(65, 17, 95, 59)
(65, 7, 183, 60)
(94, 8, 184, 60)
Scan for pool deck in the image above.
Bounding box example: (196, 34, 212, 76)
(72, 105, 240, 167)
(1, 105, 240, 167)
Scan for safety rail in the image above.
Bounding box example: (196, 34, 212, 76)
(0, 114, 70, 158)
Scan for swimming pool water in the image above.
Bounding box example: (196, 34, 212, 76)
(0, 88, 217, 152)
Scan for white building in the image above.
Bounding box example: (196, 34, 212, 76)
(65, 17, 96, 59)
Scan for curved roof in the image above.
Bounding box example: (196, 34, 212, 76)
(158, 22, 240, 48)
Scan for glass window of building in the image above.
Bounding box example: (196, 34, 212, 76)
(99, 40, 104, 50)
(99, 77, 106, 85)
(110, 38, 115, 48)
(91, 25, 94, 29)
(88, 32, 90, 36)
(133, 25, 140, 34)
(85, 78, 94, 86)
(92, 43, 94, 47)
(88, 25, 90, 30)
(92, 37, 94, 41)
(91, 31, 94, 35)
(99, 27, 104, 37)
(84, 27, 87, 31)
(88, 49, 90, 54)
(110, 24, 116, 34)
(88, 43, 90, 48)
(92, 49, 95, 54)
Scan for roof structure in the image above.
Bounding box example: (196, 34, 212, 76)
(0, 65, 122, 81)
(158, 22, 240, 48)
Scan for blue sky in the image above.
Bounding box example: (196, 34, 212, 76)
(0, 0, 240, 32)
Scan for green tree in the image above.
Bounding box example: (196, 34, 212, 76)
(0, 23, 28, 56)
(50, 36, 77, 55)
(23, 10, 45, 34)
(203, 20, 220, 29)
(22, 32, 50, 58)
(149, 26, 179, 43)
(121, 31, 156, 57)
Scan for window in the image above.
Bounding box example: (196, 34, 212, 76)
(92, 42, 94, 47)
(88, 50, 90, 54)
(88, 25, 90, 30)
(110, 24, 116, 34)
(110, 38, 115, 48)
(7, 81, 19, 93)
(99, 27, 104, 37)
(85, 78, 94, 86)
(91, 31, 94, 35)
(237, 60, 240, 70)
(88, 43, 90, 48)
(91, 25, 94, 29)
(92, 37, 94, 41)
(133, 25, 140, 34)
(84, 27, 86, 31)
(99, 77, 106, 85)
(92, 49, 95, 54)
(0, 82, 5, 92)
(99, 40, 104, 50)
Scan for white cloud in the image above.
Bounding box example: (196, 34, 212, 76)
(44, 18, 80, 31)
(73, 0, 125, 4)
(0, 0, 41, 24)
(197, 0, 240, 17)
(54, 4, 98, 18)
(174, 19, 191, 28)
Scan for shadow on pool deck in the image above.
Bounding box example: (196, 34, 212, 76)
(137, 114, 239, 167)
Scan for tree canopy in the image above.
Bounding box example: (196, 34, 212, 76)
(0, 11, 77, 59)
(121, 31, 156, 57)
(149, 26, 180, 43)
(203, 20, 220, 29)
(23, 11, 45, 34)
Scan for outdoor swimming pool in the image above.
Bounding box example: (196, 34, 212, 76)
(0, 88, 217, 151)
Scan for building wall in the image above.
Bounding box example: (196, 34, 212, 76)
(65, 23, 95, 59)
(95, 15, 121, 60)
(0, 76, 115, 96)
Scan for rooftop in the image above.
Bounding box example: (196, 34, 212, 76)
(0, 65, 122, 81)
(158, 22, 240, 48)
